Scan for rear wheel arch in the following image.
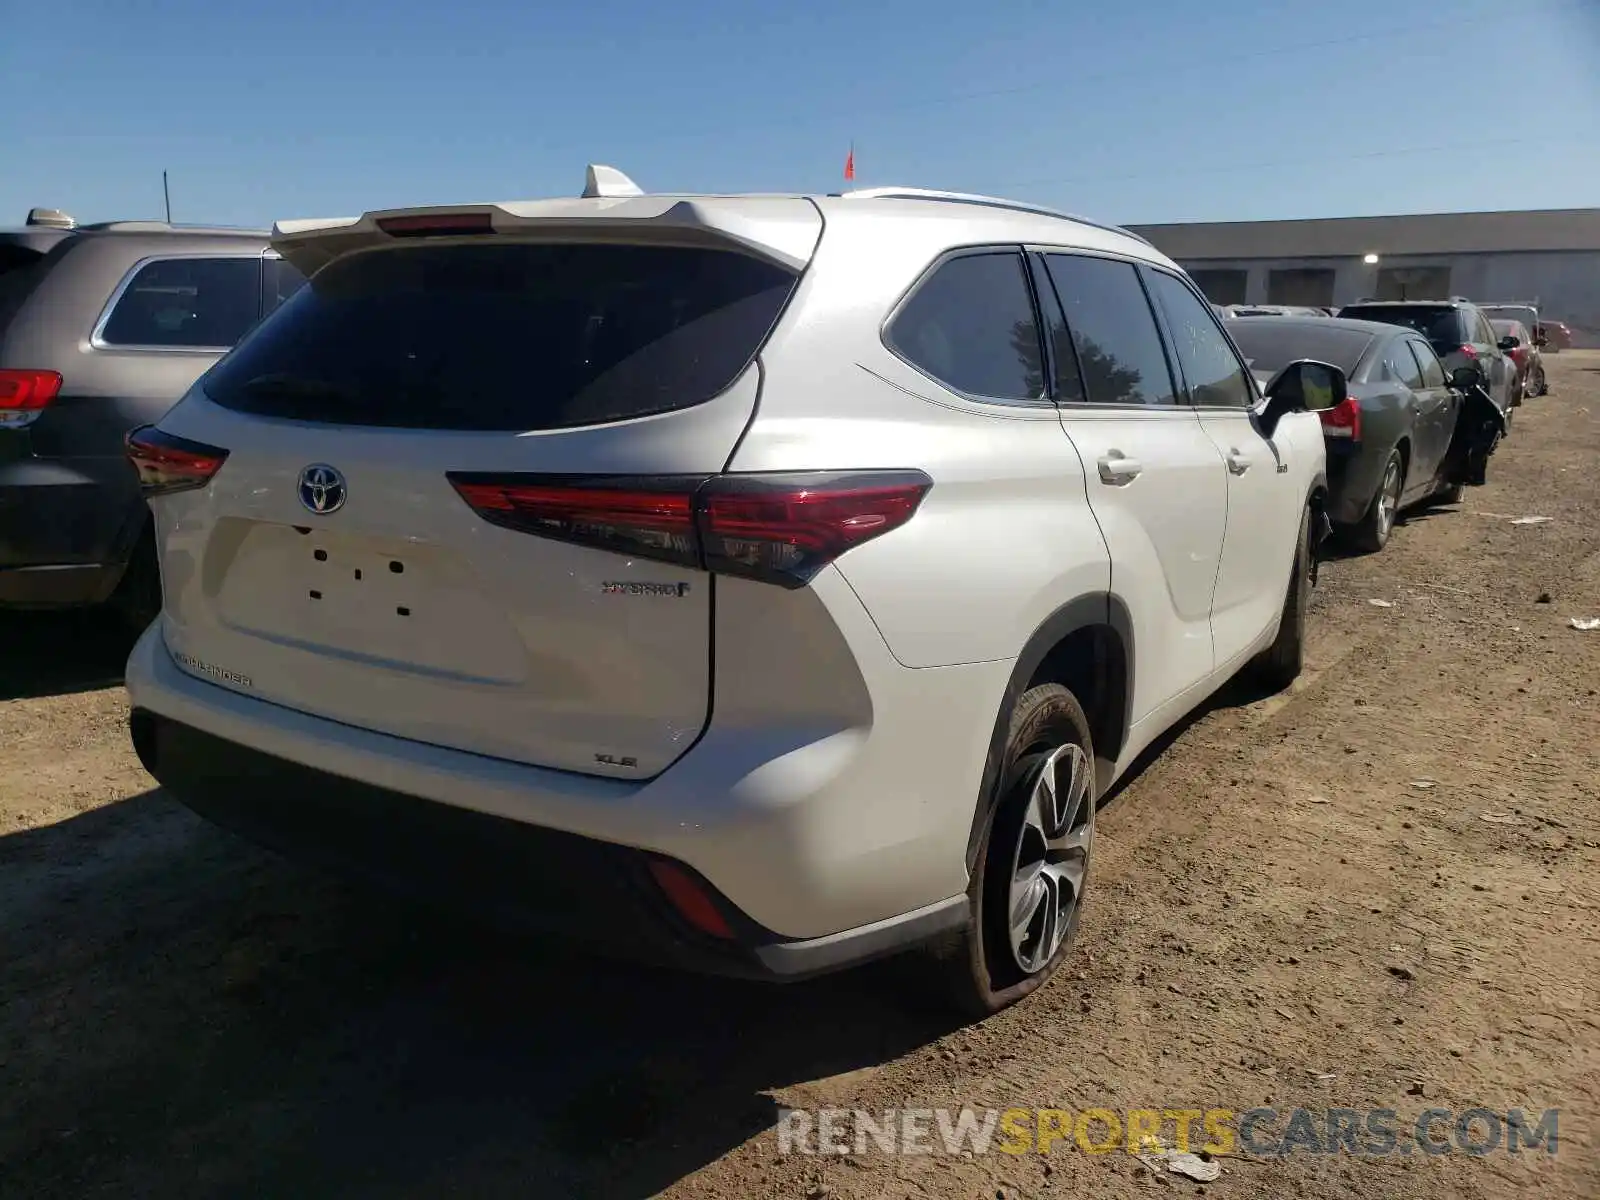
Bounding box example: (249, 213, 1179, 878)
(964, 595, 1132, 873)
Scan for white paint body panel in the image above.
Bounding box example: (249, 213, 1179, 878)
(131, 188, 1326, 949)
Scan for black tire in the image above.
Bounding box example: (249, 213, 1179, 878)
(930, 683, 1096, 1017)
(1348, 450, 1403, 554)
(1249, 506, 1310, 692)
(109, 531, 161, 634)
(1533, 366, 1548, 397)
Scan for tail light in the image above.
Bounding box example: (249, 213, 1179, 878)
(1458, 343, 1479, 360)
(1318, 396, 1362, 441)
(448, 470, 933, 588)
(1507, 345, 1528, 367)
(0, 369, 62, 429)
(125, 425, 230, 496)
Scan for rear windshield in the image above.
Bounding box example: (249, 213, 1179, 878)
(1337, 305, 1465, 348)
(1224, 321, 1374, 377)
(201, 242, 798, 430)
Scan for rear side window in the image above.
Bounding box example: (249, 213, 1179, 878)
(203, 243, 798, 430)
(1043, 254, 1177, 406)
(887, 252, 1045, 402)
(99, 257, 262, 349)
(1144, 269, 1254, 408)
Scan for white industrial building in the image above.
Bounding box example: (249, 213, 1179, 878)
(1127, 208, 1600, 347)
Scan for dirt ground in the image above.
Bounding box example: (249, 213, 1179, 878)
(3, 356, 1597, 1200)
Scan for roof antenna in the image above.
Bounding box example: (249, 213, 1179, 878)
(163, 170, 172, 223)
(582, 164, 644, 199)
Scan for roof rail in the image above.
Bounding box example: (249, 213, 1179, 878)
(835, 187, 1154, 247)
(25, 207, 75, 230)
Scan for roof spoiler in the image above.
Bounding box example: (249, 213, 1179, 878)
(25, 207, 75, 230)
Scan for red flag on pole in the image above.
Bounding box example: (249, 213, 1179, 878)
(844, 144, 855, 182)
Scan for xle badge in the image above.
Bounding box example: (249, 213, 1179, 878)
(601, 581, 691, 597)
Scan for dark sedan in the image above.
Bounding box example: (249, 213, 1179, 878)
(1225, 316, 1464, 552)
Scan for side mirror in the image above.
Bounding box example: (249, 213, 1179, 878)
(1449, 364, 1485, 390)
(1259, 359, 1348, 438)
(1497, 335, 1520, 351)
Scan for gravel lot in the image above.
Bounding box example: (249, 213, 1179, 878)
(3, 355, 1597, 1199)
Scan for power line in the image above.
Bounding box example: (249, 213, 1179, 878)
(638, 0, 1588, 152)
(982, 135, 1561, 196)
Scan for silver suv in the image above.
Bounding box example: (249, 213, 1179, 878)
(125, 169, 1333, 1013)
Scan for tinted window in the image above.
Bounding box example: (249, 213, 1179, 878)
(1409, 340, 1447, 388)
(1146, 270, 1254, 408)
(1224, 321, 1374, 378)
(1027, 256, 1082, 403)
(1386, 339, 1425, 389)
(262, 257, 308, 316)
(100, 257, 262, 348)
(1043, 254, 1177, 406)
(0, 246, 47, 331)
(889, 253, 1044, 401)
(204, 243, 798, 431)
(1337, 305, 1466, 351)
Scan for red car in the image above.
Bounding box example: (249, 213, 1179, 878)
(1540, 320, 1573, 352)
(1490, 320, 1548, 400)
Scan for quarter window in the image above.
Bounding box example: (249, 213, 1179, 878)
(1042, 254, 1177, 406)
(1145, 269, 1255, 409)
(887, 252, 1045, 402)
(1388, 341, 1425, 389)
(1409, 340, 1447, 389)
(99, 257, 262, 349)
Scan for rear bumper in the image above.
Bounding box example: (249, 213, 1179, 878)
(0, 562, 123, 606)
(123, 566, 1002, 973)
(1322, 442, 1376, 526)
(131, 707, 964, 980)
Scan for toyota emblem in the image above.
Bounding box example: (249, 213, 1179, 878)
(298, 464, 347, 515)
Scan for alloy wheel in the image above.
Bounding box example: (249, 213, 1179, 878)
(1007, 742, 1093, 974)
(1378, 459, 1402, 540)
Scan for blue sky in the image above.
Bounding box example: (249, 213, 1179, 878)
(4, 0, 1598, 229)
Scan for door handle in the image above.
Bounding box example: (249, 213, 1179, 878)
(1096, 452, 1143, 484)
(1225, 449, 1252, 475)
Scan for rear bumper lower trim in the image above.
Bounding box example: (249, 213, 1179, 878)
(130, 706, 966, 981)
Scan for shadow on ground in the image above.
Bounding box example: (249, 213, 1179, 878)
(0, 793, 964, 1199)
(0, 609, 141, 701)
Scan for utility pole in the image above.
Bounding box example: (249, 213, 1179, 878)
(162, 171, 172, 223)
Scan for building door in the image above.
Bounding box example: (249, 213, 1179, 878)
(1187, 268, 1248, 305)
(1376, 266, 1452, 300)
(1267, 268, 1336, 306)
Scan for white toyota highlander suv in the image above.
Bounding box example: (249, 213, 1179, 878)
(124, 168, 1335, 1013)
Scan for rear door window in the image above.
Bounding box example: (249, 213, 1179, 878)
(1042, 253, 1178, 406)
(887, 251, 1045, 402)
(98, 257, 263, 349)
(203, 243, 799, 430)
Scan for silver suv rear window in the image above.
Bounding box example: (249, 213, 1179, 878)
(201, 242, 799, 431)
